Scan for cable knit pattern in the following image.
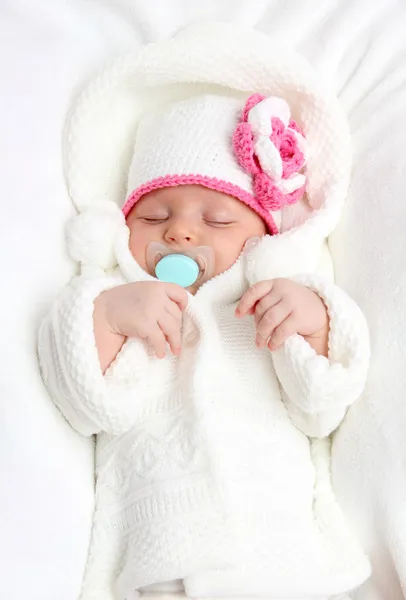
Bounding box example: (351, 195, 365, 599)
(38, 235, 371, 600)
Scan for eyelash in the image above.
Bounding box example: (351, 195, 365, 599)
(140, 218, 234, 226)
(205, 220, 233, 227)
(142, 218, 167, 223)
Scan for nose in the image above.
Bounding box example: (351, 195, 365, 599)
(164, 217, 196, 246)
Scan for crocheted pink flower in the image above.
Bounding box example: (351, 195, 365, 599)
(233, 94, 307, 212)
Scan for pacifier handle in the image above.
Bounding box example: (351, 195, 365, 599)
(155, 254, 200, 288)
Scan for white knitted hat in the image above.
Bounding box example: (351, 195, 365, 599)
(122, 93, 308, 234)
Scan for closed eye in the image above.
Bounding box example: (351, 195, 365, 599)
(205, 220, 235, 227)
(140, 217, 168, 223)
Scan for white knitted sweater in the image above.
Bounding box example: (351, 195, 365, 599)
(38, 224, 371, 600)
(38, 21, 373, 600)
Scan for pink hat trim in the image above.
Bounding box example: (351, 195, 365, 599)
(122, 174, 279, 234)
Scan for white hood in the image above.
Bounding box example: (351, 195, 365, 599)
(64, 21, 351, 279)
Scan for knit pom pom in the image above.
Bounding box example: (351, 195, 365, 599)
(66, 202, 126, 269)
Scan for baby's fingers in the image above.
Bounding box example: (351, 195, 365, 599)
(255, 301, 291, 349)
(164, 300, 183, 323)
(165, 283, 188, 311)
(253, 291, 282, 326)
(159, 312, 182, 356)
(267, 316, 297, 351)
(236, 280, 274, 318)
(143, 326, 167, 359)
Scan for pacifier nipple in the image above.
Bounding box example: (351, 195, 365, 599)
(146, 242, 215, 288)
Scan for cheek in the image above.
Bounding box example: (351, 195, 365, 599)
(214, 235, 246, 271)
(128, 228, 149, 270)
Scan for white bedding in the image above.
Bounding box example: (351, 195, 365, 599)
(1, 1, 406, 599)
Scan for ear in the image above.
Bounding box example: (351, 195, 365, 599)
(66, 201, 127, 269)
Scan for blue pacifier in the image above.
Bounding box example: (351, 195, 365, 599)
(155, 254, 200, 288)
(147, 242, 215, 289)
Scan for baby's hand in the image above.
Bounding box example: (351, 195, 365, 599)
(97, 281, 188, 359)
(235, 279, 329, 353)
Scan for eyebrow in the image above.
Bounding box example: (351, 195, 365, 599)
(203, 205, 239, 215)
(203, 212, 236, 219)
(135, 201, 168, 212)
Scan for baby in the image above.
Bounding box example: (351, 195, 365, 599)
(96, 184, 328, 372)
(39, 94, 370, 600)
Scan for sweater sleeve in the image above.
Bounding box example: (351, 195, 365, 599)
(272, 274, 370, 438)
(37, 273, 162, 437)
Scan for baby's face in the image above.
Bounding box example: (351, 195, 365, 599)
(126, 185, 267, 293)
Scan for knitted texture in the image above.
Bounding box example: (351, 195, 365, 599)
(63, 22, 351, 237)
(122, 173, 280, 234)
(272, 273, 370, 437)
(38, 235, 371, 600)
(45, 21, 369, 600)
(61, 23, 351, 276)
(122, 94, 307, 234)
(233, 94, 307, 213)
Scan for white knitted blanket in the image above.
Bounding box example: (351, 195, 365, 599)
(36, 22, 373, 600)
(38, 233, 371, 600)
